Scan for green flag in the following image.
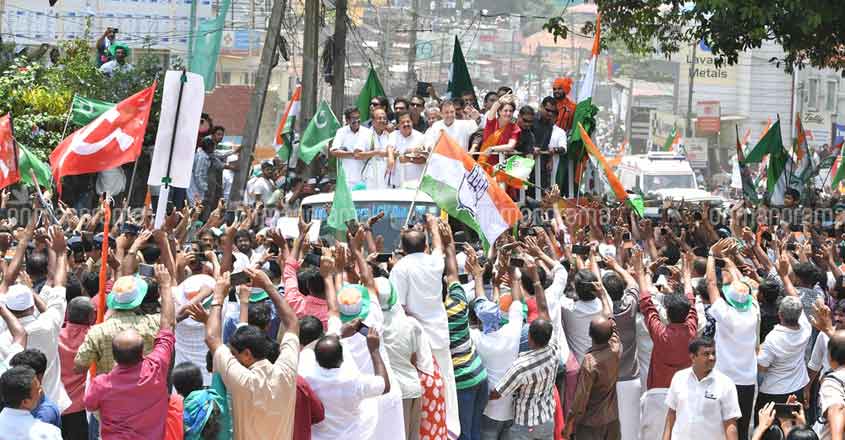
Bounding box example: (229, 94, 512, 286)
(662, 126, 677, 152)
(355, 68, 385, 122)
(299, 101, 341, 165)
(327, 161, 356, 233)
(743, 120, 790, 202)
(446, 36, 475, 99)
(189, 0, 231, 92)
(627, 194, 645, 218)
(832, 142, 845, 191)
(495, 155, 534, 186)
(70, 95, 115, 125)
(18, 144, 51, 188)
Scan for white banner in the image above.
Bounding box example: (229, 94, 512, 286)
(148, 71, 205, 189)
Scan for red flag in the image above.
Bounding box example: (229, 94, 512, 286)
(0, 114, 21, 190)
(50, 83, 156, 194)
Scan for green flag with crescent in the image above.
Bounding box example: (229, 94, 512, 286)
(299, 100, 341, 165)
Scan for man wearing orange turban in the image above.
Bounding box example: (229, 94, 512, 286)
(553, 77, 576, 131)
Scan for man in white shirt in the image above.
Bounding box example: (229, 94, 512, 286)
(706, 241, 760, 440)
(424, 100, 478, 150)
(663, 337, 741, 440)
(0, 366, 63, 440)
(562, 269, 606, 363)
(361, 109, 391, 190)
(331, 107, 373, 188)
(387, 112, 426, 188)
(389, 214, 459, 437)
(244, 161, 276, 206)
(98, 44, 133, 77)
(757, 295, 811, 418)
(306, 327, 391, 440)
(0, 229, 71, 413)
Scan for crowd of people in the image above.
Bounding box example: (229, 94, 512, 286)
(1, 171, 845, 440)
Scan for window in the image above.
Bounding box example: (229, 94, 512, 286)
(219, 71, 231, 84)
(808, 78, 819, 110)
(827, 80, 838, 113)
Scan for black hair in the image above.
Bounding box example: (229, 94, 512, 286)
(300, 266, 325, 297)
(497, 86, 513, 95)
(395, 110, 412, 122)
(518, 105, 535, 117)
(67, 296, 95, 325)
(573, 270, 598, 301)
(0, 366, 36, 408)
(234, 229, 252, 243)
(25, 251, 48, 278)
(393, 97, 410, 109)
(343, 106, 360, 120)
(661, 245, 681, 266)
(664, 292, 692, 324)
(785, 188, 800, 200)
(248, 302, 272, 331)
(540, 96, 556, 107)
(9, 349, 47, 378)
(786, 427, 820, 440)
(484, 91, 498, 102)
(602, 272, 625, 302)
(758, 279, 782, 305)
(229, 325, 272, 360)
(172, 362, 204, 398)
(793, 261, 821, 286)
(299, 316, 325, 347)
(81, 271, 99, 297)
(692, 257, 707, 277)
(528, 319, 553, 347)
(520, 265, 547, 296)
(65, 274, 84, 301)
(212, 125, 225, 134)
(829, 334, 845, 366)
(688, 337, 715, 355)
(267, 340, 281, 363)
(140, 243, 161, 264)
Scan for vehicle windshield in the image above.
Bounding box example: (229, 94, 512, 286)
(643, 174, 696, 191)
(302, 201, 440, 251)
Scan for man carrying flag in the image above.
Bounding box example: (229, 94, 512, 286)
(274, 84, 301, 163)
(734, 125, 760, 204)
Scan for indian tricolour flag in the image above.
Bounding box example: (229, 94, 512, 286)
(274, 85, 301, 162)
(420, 132, 521, 250)
(568, 14, 601, 192)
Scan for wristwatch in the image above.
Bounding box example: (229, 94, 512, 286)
(210, 302, 224, 308)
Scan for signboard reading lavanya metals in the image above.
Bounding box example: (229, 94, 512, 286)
(678, 40, 737, 86)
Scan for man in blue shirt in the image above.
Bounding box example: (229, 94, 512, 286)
(9, 349, 61, 428)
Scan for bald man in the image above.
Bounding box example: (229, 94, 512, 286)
(83, 267, 176, 439)
(553, 77, 576, 131)
(563, 281, 621, 440)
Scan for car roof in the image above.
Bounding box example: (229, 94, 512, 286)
(301, 189, 436, 205)
(619, 154, 694, 175)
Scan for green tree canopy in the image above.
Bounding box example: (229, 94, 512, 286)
(544, 0, 845, 72)
(0, 39, 167, 162)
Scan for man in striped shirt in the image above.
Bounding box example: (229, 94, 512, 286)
(440, 220, 489, 440)
(489, 252, 560, 440)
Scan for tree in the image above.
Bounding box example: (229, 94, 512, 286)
(0, 39, 168, 163)
(544, 0, 845, 73)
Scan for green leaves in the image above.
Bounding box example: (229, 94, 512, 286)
(545, 0, 845, 73)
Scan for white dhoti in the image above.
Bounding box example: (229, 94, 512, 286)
(616, 378, 642, 440)
(639, 388, 669, 440)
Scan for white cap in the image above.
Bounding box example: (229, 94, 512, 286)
(5, 284, 34, 311)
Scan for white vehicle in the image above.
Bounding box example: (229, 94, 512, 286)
(299, 189, 441, 250)
(617, 152, 724, 215)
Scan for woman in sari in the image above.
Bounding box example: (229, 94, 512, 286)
(475, 94, 521, 198)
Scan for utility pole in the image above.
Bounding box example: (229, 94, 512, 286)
(331, 0, 347, 117)
(406, 0, 419, 87)
(187, 0, 198, 67)
(685, 42, 697, 137)
(228, 0, 287, 206)
(301, 0, 320, 125)
(382, 12, 392, 95)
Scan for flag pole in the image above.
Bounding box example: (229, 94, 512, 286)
(155, 70, 188, 228)
(403, 133, 439, 228)
(60, 95, 74, 140)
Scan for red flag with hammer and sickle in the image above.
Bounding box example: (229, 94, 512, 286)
(50, 82, 156, 195)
